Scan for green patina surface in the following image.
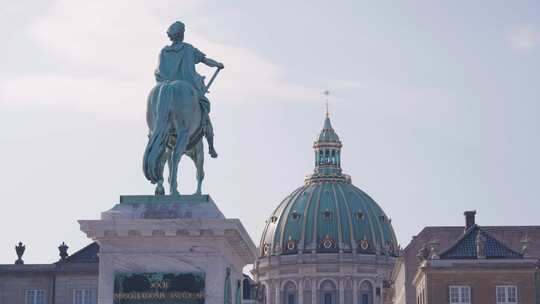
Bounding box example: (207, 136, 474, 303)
(260, 114, 399, 257)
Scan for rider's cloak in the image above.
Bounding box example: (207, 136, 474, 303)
(153, 42, 211, 113)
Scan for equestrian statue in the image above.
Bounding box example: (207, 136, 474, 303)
(143, 21, 224, 195)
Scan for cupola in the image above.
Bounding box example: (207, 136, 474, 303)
(259, 113, 398, 257)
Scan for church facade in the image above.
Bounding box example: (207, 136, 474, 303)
(1, 115, 539, 304)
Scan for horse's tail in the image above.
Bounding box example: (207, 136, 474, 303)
(143, 84, 171, 184)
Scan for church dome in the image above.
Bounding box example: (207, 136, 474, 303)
(259, 114, 398, 257)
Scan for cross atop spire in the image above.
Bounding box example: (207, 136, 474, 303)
(323, 90, 331, 118)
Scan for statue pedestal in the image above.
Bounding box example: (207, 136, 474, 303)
(79, 195, 256, 304)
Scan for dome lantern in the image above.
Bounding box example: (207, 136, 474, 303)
(307, 112, 350, 184)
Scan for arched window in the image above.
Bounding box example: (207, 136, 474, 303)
(283, 281, 297, 304)
(319, 280, 337, 304)
(324, 150, 330, 164)
(358, 281, 374, 304)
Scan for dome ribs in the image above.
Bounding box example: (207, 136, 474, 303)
(336, 183, 357, 254)
(278, 185, 311, 255)
(272, 186, 305, 255)
(299, 185, 317, 252)
(310, 184, 324, 253)
(330, 183, 345, 252)
(350, 187, 378, 254)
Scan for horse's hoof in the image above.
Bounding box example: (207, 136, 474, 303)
(155, 186, 165, 196)
(209, 150, 218, 158)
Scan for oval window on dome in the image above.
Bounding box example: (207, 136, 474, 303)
(262, 243, 270, 256)
(291, 211, 301, 221)
(320, 235, 336, 249)
(356, 211, 365, 221)
(359, 239, 369, 250)
(323, 240, 333, 249)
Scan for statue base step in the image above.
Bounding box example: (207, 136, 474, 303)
(102, 195, 224, 220)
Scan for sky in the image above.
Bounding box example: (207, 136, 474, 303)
(0, 0, 539, 264)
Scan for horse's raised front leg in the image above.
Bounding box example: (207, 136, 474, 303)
(169, 131, 189, 196)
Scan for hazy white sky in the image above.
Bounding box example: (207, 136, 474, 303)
(0, 0, 539, 263)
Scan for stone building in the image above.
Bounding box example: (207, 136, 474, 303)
(392, 211, 540, 304)
(252, 114, 399, 304)
(0, 243, 99, 304)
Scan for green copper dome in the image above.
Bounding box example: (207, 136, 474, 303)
(259, 114, 398, 257)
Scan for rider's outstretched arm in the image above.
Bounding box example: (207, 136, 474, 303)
(202, 57, 224, 69)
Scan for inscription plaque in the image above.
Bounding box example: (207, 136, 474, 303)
(114, 272, 205, 304)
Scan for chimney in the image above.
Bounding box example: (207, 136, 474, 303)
(464, 210, 476, 231)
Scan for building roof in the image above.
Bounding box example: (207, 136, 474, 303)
(439, 225, 522, 259)
(401, 223, 540, 304)
(0, 242, 99, 275)
(406, 225, 540, 257)
(316, 116, 340, 143)
(0, 264, 56, 274)
(258, 114, 398, 257)
(57, 242, 99, 264)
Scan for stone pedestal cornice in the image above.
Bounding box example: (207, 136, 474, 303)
(79, 194, 256, 304)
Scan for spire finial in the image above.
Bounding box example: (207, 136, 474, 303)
(323, 90, 331, 117)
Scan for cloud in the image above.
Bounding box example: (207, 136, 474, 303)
(0, 73, 146, 120)
(0, 0, 319, 120)
(507, 26, 540, 52)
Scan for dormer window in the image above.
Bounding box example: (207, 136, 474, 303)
(356, 211, 365, 221)
(270, 216, 278, 223)
(286, 236, 297, 252)
(379, 215, 386, 222)
(323, 209, 332, 220)
(387, 241, 394, 254)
